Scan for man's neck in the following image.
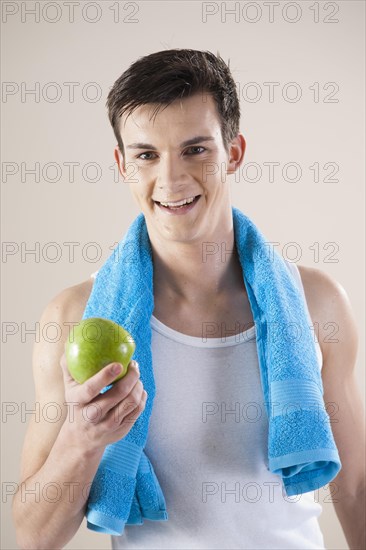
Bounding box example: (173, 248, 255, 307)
(151, 232, 245, 308)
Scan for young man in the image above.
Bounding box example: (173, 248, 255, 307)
(13, 49, 365, 549)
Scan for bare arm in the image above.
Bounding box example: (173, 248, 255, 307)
(12, 282, 147, 549)
(299, 266, 366, 550)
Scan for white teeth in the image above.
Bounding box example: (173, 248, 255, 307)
(160, 196, 196, 207)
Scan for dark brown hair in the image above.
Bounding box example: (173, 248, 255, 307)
(106, 49, 240, 157)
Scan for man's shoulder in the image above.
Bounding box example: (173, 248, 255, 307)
(296, 264, 358, 363)
(47, 278, 94, 322)
(296, 263, 347, 311)
(58, 277, 93, 303)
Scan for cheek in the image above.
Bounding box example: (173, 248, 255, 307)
(136, 170, 154, 193)
(199, 157, 227, 184)
(136, 186, 154, 203)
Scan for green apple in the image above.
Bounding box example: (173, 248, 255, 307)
(65, 317, 136, 384)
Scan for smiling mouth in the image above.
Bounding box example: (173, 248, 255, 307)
(154, 195, 201, 209)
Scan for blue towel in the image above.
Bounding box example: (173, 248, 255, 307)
(82, 206, 341, 535)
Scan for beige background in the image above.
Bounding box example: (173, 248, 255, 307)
(1, 1, 365, 549)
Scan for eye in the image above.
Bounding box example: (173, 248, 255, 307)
(137, 152, 157, 160)
(185, 146, 206, 155)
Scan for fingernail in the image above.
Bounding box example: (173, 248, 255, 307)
(112, 363, 122, 375)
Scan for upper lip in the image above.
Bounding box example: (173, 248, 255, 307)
(154, 195, 200, 204)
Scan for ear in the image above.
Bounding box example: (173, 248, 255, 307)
(114, 145, 127, 180)
(227, 134, 246, 175)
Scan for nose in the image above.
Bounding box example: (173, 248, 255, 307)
(156, 155, 190, 193)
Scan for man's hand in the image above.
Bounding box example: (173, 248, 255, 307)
(60, 351, 147, 452)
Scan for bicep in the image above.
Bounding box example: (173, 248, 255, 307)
(320, 277, 365, 499)
(19, 282, 92, 483)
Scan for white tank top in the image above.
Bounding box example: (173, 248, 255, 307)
(90, 261, 325, 549)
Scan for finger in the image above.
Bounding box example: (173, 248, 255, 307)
(92, 361, 141, 414)
(103, 386, 147, 431)
(113, 379, 145, 424)
(81, 360, 140, 405)
(120, 389, 147, 427)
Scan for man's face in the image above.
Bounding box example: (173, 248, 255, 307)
(115, 93, 244, 246)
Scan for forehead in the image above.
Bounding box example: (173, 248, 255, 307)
(119, 93, 222, 138)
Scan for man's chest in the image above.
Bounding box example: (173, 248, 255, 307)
(152, 289, 254, 338)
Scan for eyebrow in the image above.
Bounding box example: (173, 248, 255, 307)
(126, 135, 216, 150)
